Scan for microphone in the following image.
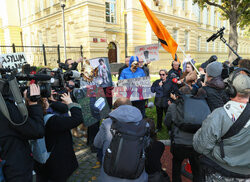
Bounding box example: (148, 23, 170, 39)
(172, 78, 178, 84)
(207, 27, 225, 42)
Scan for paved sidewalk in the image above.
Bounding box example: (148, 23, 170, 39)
(68, 137, 100, 182)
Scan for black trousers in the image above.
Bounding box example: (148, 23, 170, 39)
(156, 106, 168, 130)
(87, 121, 100, 146)
(171, 144, 201, 182)
(36, 174, 67, 182)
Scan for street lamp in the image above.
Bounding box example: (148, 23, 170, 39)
(60, 0, 67, 60)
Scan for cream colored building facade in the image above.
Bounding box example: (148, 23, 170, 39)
(1, 0, 250, 72)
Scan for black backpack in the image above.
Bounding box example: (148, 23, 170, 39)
(175, 94, 211, 133)
(103, 118, 149, 179)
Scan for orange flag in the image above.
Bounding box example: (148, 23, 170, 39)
(139, 0, 179, 62)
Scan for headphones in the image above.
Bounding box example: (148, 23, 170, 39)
(225, 68, 250, 98)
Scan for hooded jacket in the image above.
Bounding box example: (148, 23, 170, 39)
(94, 105, 148, 182)
(119, 56, 146, 80)
(196, 76, 229, 111)
(193, 101, 250, 175)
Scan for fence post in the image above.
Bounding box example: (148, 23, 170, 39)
(42, 44, 47, 66)
(80, 45, 83, 57)
(57, 44, 61, 63)
(12, 43, 16, 53)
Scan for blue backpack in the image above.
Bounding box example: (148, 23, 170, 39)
(30, 114, 54, 164)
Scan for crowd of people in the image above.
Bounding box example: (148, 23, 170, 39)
(0, 55, 249, 182)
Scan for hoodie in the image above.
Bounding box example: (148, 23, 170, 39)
(94, 105, 148, 182)
(119, 56, 146, 80)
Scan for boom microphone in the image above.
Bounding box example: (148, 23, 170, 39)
(16, 73, 52, 81)
(207, 27, 225, 42)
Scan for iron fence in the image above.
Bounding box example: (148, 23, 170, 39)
(0, 44, 83, 68)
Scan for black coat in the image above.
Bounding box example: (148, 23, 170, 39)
(34, 105, 83, 181)
(0, 100, 44, 182)
(151, 78, 178, 107)
(167, 68, 182, 79)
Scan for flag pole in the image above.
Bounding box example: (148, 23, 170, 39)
(178, 46, 201, 76)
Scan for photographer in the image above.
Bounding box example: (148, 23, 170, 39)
(196, 61, 229, 111)
(0, 84, 45, 182)
(34, 92, 83, 182)
(65, 57, 83, 71)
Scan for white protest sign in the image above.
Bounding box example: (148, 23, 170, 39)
(0, 52, 28, 72)
(113, 76, 154, 102)
(135, 44, 159, 63)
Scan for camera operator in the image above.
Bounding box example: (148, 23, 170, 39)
(34, 91, 83, 182)
(196, 61, 229, 111)
(65, 57, 83, 71)
(0, 84, 45, 182)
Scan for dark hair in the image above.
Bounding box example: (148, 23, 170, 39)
(65, 58, 72, 64)
(99, 59, 104, 64)
(144, 118, 157, 141)
(179, 85, 192, 94)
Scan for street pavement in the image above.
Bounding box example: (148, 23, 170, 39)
(68, 137, 191, 182)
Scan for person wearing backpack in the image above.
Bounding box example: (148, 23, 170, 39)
(0, 84, 45, 182)
(94, 97, 148, 182)
(193, 71, 250, 181)
(34, 93, 83, 182)
(164, 86, 204, 182)
(196, 61, 229, 111)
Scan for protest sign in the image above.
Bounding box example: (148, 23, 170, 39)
(135, 44, 159, 63)
(74, 86, 110, 127)
(85, 57, 112, 87)
(113, 76, 154, 102)
(0, 52, 28, 72)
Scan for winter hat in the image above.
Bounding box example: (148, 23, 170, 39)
(232, 73, 250, 94)
(206, 61, 223, 77)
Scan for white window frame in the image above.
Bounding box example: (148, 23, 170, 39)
(184, 31, 189, 51)
(105, 0, 116, 24)
(173, 29, 178, 42)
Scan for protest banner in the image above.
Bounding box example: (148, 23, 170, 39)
(74, 86, 110, 127)
(0, 52, 28, 72)
(113, 76, 155, 102)
(135, 44, 159, 63)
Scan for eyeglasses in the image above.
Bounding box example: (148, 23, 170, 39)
(159, 74, 166, 76)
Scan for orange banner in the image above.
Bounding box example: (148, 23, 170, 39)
(139, 0, 179, 62)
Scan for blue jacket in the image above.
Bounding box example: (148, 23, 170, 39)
(119, 56, 146, 80)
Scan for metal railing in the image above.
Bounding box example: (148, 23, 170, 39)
(0, 44, 83, 68)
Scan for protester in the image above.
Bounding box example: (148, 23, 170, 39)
(144, 118, 170, 182)
(193, 72, 250, 181)
(119, 56, 147, 117)
(151, 69, 178, 131)
(164, 86, 201, 182)
(34, 92, 83, 182)
(0, 84, 45, 182)
(167, 60, 182, 80)
(179, 62, 197, 86)
(94, 98, 148, 182)
(139, 57, 150, 76)
(118, 56, 130, 80)
(238, 59, 250, 74)
(196, 61, 229, 111)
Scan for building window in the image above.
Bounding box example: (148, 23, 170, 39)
(181, 0, 185, 10)
(173, 29, 178, 42)
(184, 31, 189, 51)
(169, 0, 173, 6)
(213, 42, 215, 52)
(106, 0, 116, 23)
(203, 7, 208, 24)
(40, 0, 44, 11)
(197, 36, 201, 51)
(50, 0, 54, 7)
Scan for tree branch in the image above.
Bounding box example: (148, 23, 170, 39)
(204, 0, 230, 15)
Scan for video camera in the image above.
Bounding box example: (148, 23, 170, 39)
(0, 64, 52, 98)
